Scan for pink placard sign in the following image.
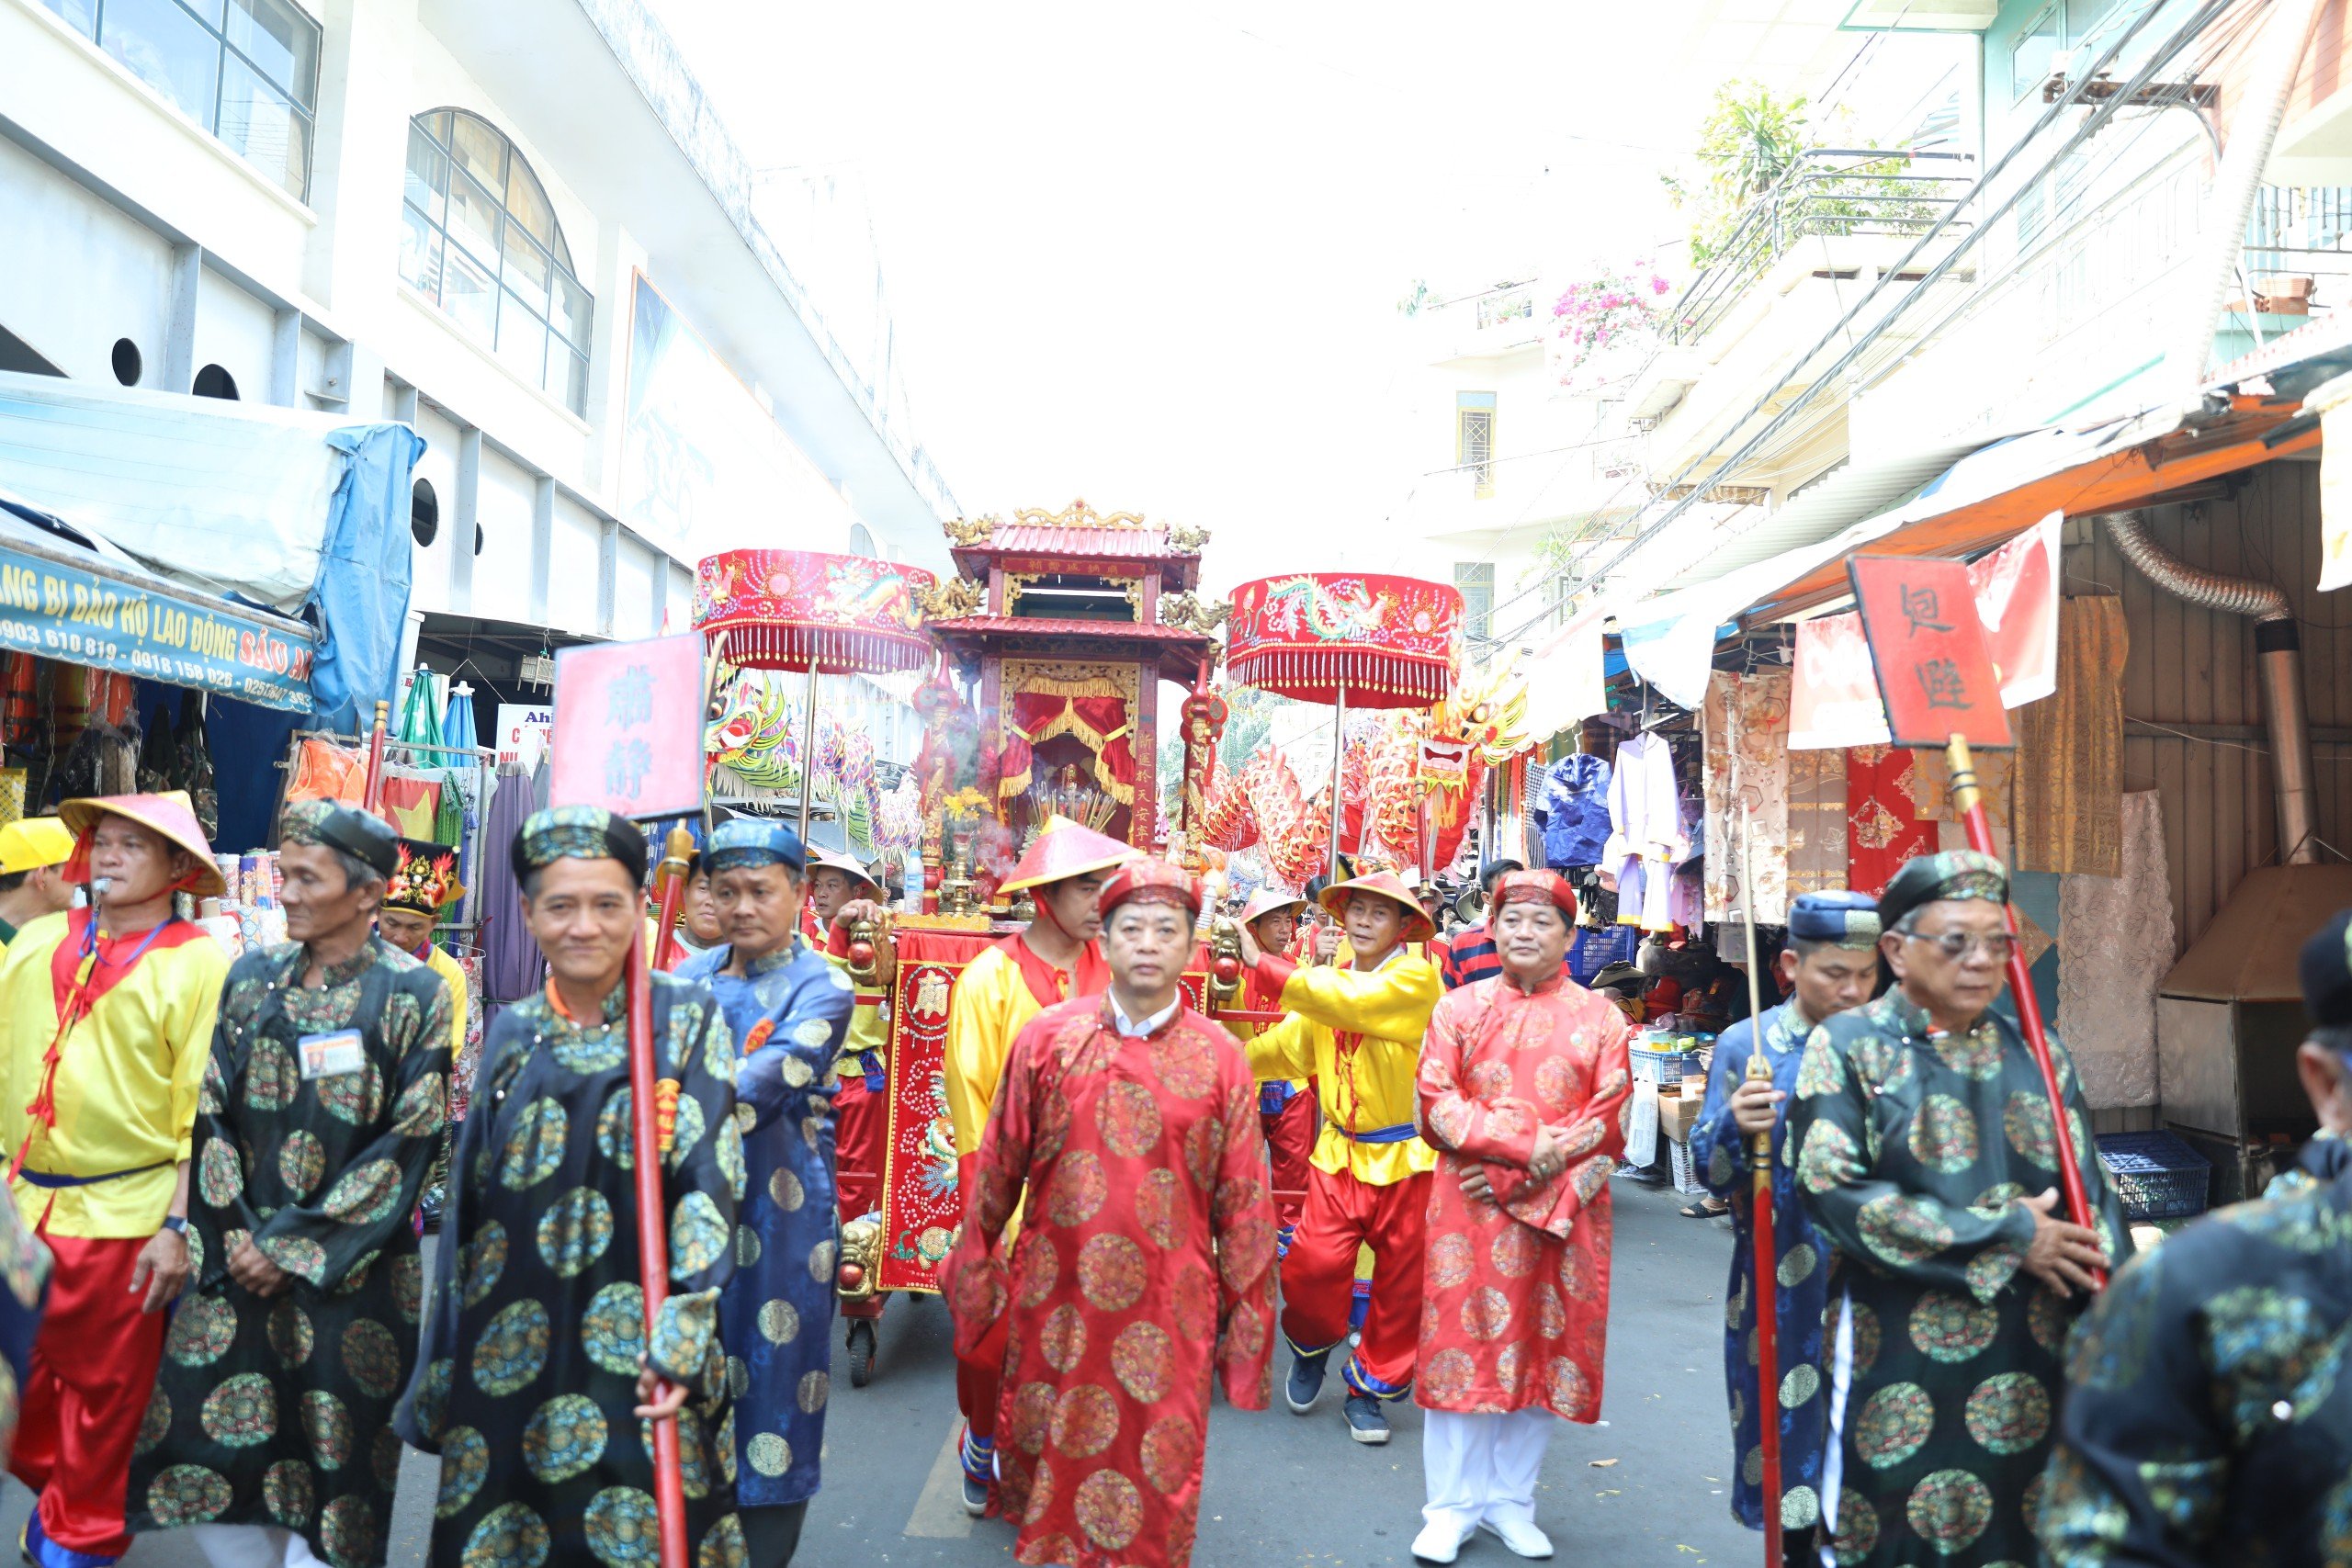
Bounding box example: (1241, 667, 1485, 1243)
(550, 633, 705, 819)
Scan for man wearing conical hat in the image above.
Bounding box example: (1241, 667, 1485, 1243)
(0, 792, 230, 1568)
(1233, 867, 1443, 1449)
(941, 814, 1136, 1516)
(0, 818, 75, 953)
(1237, 890, 1315, 1255)
(804, 849, 896, 1371)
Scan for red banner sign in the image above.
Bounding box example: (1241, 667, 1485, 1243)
(549, 632, 707, 818)
(1849, 557, 2014, 749)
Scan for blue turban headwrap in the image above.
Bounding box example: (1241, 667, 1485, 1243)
(705, 818, 807, 875)
(1788, 890, 1881, 949)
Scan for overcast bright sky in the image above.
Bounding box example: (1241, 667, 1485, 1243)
(640, 2, 1747, 592)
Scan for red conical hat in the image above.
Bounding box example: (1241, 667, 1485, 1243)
(806, 849, 880, 892)
(59, 790, 226, 897)
(997, 815, 1138, 895)
(1316, 868, 1435, 944)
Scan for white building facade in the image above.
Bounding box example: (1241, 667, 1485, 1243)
(0, 0, 956, 672)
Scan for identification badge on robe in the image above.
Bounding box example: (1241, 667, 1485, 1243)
(298, 1031, 366, 1079)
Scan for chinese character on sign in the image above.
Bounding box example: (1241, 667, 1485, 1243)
(606, 665, 654, 728)
(550, 633, 706, 818)
(1917, 658, 1969, 711)
(604, 739, 652, 797)
(1899, 583, 1953, 636)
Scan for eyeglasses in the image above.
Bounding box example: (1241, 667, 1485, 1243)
(1898, 931, 2016, 963)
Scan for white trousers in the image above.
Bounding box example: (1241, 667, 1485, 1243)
(1421, 1407, 1555, 1536)
(187, 1524, 326, 1568)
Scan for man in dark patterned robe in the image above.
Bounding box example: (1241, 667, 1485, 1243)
(1788, 851, 2129, 1568)
(131, 802, 451, 1568)
(2036, 908, 2352, 1566)
(395, 807, 746, 1568)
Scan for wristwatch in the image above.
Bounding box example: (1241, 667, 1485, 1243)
(160, 1215, 187, 1234)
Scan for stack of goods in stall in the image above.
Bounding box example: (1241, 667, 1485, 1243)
(196, 851, 287, 957)
(1630, 1022, 1715, 1194)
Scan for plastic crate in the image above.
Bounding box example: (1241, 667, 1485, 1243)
(2096, 1131, 2212, 1221)
(1668, 1136, 1707, 1196)
(1632, 1045, 1706, 1088)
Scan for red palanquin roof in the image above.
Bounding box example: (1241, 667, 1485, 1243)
(944, 503, 1204, 592)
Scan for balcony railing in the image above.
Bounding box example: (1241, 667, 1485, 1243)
(1666, 148, 1978, 346)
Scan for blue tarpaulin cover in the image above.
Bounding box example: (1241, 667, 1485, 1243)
(306, 423, 425, 734)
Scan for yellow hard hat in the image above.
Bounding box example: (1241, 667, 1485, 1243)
(0, 818, 75, 876)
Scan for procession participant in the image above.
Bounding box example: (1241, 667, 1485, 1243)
(1788, 850, 2128, 1568)
(941, 859, 1276, 1568)
(377, 838, 468, 1060)
(0, 791, 228, 1568)
(1235, 868, 1443, 1446)
(941, 815, 1136, 1514)
(673, 852, 723, 962)
(806, 850, 893, 1227)
(0, 818, 75, 951)
(1237, 890, 1315, 1256)
(394, 807, 744, 1568)
(673, 820, 851, 1568)
(1412, 869, 1631, 1564)
(1688, 891, 1879, 1552)
(2033, 908, 2352, 1566)
(130, 803, 450, 1568)
(1437, 859, 1560, 991)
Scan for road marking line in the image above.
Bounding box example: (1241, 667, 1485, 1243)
(903, 1423, 976, 1539)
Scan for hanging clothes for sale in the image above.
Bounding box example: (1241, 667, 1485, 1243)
(1845, 744, 1933, 898)
(1533, 750, 1611, 870)
(1602, 731, 1686, 931)
(474, 768, 543, 1013)
(1701, 669, 1792, 926)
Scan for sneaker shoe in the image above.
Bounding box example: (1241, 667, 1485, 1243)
(1285, 1346, 1330, 1414)
(1410, 1521, 1468, 1563)
(1479, 1518, 1555, 1559)
(1343, 1391, 1391, 1445)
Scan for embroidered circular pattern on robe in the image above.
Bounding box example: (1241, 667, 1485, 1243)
(664, 1096, 707, 1167)
(343, 1318, 403, 1397)
(1906, 1468, 1995, 1553)
(136, 1387, 171, 1456)
(265, 1457, 315, 1528)
(1461, 1285, 1513, 1342)
(799, 1370, 829, 1416)
(1910, 1290, 1999, 1363)
(1827, 1492, 1879, 1564)
(1858, 1193, 1955, 1268)
(1140, 1413, 1198, 1495)
(1046, 1152, 1109, 1227)
(554, 1028, 626, 1076)
(1963, 1371, 2052, 1454)
(696, 1512, 745, 1568)
(146, 1463, 232, 1526)
(1781, 1364, 1821, 1408)
(300, 1390, 354, 1470)
(391, 1254, 424, 1324)
(1466, 1059, 1516, 1100)
(1096, 1080, 1163, 1159)
(769, 1165, 805, 1213)
(1111, 1320, 1174, 1403)
(1495, 1342, 1524, 1398)
(1050, 1383, 1119, 1459)
(1169, 1260, 1219, 1343)
(537, 1187, 616, 1278)
(1428, 1232, 1476, 1292)
(1558, 1240, 1599, 1303)
(739, 1427, 786, 1480)
(1075, 1469, 1144, 1551)
(1032, 1087, 1074, 1165)
(758, 1297, 800, 1345)
(1533, 1055, 1579, 1116)
(808, 1238, 838, 1286)
(500, 1100, 571, 1189)
(1854, 1382, 1934, 1469)
(1794, 1038, 1846, 1099)
(1013, 1235, 1061, 1308)
(1537, 1282, 1568, 1340)
(1797, 1120, 1862, 1197)
(1850, 1034, 1915, 1095)
(1010, 1382, 1057, 1455)
(1778, 1243, 1819, 1289)
(585, 1485, 659, 1566)
(1023, 1458, 1057, 1527)
(2027, 1281, 2072, 1355)
(321, 1495, 379, 1566)
(2002, 1090, 2059, 1171)
(461, 1224, 508, 1307)
(1420, 1348, 1475, 1404)
(524, 1393, 608, 1483)
(324, 1157, 407, 1226)
(167, 1296, 236, 1367)
(1182, 1117, 1221, 1188)
(1078, 1234, 1148, 1313)
(716, 1120, 746, 1201)
(390, 1071, 447, 1137)
(317, 1062, 386, 1126)
(1040, 1303, 1089, 1372)
(1490, 1224, 1542, 1280)
(595, 1090, 635, 1170)
(1931, 1024, 2004, 1081)
(198, 1372, 276, 1447)
(373, 1425, 406, 1490)
(1907, 1095, 1981, 1176)
(1148, 1034, 1216, 1100)
(410, 1359, 452, 1438)
(1781, 1484, 1822, 1531)
(1545, 1356, 1591, 1416)
(1229, 1299, 1268, 1359)
(670, 1192, 729, 1275)
(247, 1041, 300, 1111)
(1849, 1303, 1883, 1376)
(198, 1139, 243, 1208)
(462, 1500, 550, 1568)
(472, 1300, 552, 1395)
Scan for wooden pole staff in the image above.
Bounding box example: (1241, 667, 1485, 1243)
(360, 700, 390, 810)
(649, 825, 693, 973)
(624, 924, 689, 1566)
(1738, 804, 1783, 1566)
(1943, 733, 2100, 1283)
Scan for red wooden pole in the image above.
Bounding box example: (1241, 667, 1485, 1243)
(360, 701, 390, 811)
(650, 826, 693, 973)
(1944, 735, 2101, 1286)
(625, 925, 689, 1566)
(1737, 806, 1781, 1564)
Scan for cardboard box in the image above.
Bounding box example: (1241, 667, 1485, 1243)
(1657, 1089, 1702, 1145)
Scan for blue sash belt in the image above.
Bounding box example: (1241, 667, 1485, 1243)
(1260, 1080, 1299, 1117)
(858, 1052, 886, 1094)
(17, 1160, 170, 1189)
(1336, 1122, 1417, 1145)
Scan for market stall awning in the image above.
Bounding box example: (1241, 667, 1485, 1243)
(0, 491, 316, 712)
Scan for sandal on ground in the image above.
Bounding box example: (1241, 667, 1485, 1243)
(1679, 1196, 1729, 1218)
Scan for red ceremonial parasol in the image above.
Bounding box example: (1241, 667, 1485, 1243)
(1223, 572, 1464, 874)
(693, 548, 939, 845)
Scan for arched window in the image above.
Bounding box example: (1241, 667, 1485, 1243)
(398, 109, 591, 414)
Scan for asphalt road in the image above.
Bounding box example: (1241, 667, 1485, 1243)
(10, 1175, 1761, 1568)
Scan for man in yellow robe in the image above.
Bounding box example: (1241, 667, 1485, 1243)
(0, 819, 75, 952)
(1236, 868, 1442, 1449)
(0, 792, 229, 1568)
(940, 815, 1135, 1516)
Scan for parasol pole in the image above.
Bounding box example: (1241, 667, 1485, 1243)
(361, 700, 390, 811)
(1329, 673, 1347, 879)
(797, 662, 819, 847)
(1944, 734, 2100, 1281)
(623, 922, 689, 1567)
(650, 825, 693, 973)
(1739, 803, 1783, 1567)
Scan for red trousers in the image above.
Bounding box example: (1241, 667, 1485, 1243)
(1261, 1092, 1317, 1245)
(10, 1235, 168, 1559)
(952, 1149, 1007, 1444)
(835, 1074, 887, 1224)
(1280, 1166, 1429, 1399)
